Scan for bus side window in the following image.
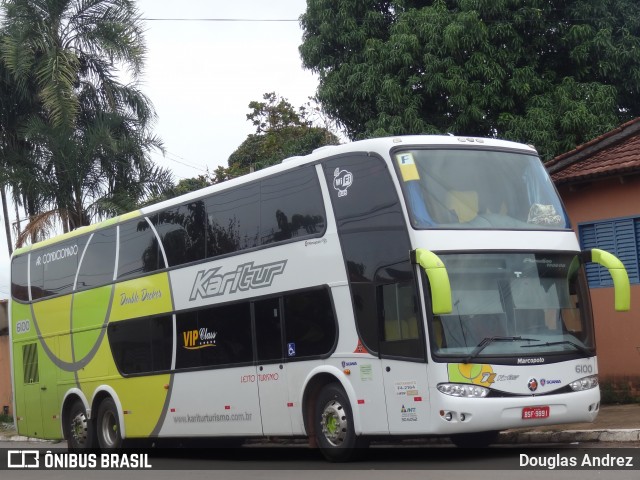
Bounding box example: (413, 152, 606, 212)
(117, 218, 165, 280)
(175, 303, 253, 370)
(42, 238, 87, 297)
(381, 283, 419, 341)
(284, 288, 336, 359)
(378, 281, 425, 360)
(206, 182, 260, 257)
(108, 315, 172, 375)
(260, 168, 325, 245)
(155, 201, 206, 266)
(10, 255, 29, 301)
(76, 228, 117, 290)
(254, 298, 283, 362)
(323, 154, 413, 356)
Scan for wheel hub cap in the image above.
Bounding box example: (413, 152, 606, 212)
(321, 399, 348, 447)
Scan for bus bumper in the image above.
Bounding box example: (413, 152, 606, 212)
(428, 387, 600, 434)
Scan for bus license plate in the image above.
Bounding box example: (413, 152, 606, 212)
(522, 406, 550, 420)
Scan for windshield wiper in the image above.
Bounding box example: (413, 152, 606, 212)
(520, 340, 592, 357)
(463, 336, 540, 364)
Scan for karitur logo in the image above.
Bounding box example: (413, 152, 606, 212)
(189, 260, 287, 300)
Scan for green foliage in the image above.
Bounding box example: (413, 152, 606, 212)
(300, 0, 640, 159)
(1, 0, 146, 128)
(0, 0, 170, 243)
(600, 379, 640, 404)
(0, 413, 13, 424)
(143, 175, 212, 205)
(227, 92, 340, 176)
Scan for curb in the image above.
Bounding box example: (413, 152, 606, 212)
(499, 429, 640, 444)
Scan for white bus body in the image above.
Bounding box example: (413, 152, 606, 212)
(9, 136, 629, 461)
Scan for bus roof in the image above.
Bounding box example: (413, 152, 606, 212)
(12, 135, 537, 257)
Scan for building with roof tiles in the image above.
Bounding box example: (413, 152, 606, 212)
(547, 118, 640, 400)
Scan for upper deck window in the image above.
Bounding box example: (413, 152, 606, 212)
(394, 149, 569, 230)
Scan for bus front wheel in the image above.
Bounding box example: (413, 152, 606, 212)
(96, 398, 123, 449)
(314, 383, 367, 462)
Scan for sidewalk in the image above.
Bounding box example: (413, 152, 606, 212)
(499, 403, 640, 444)
(1, 404, 639, 445)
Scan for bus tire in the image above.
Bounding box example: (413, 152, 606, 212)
(64, 399, 95, 450)
(96, 398, 123, 449)
(450, 430, 500, 448)
(314, 383, 366, 462)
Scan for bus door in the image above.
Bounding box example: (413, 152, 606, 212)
(16, 340, 60, 439)
(253, 298, 293, 436)
(378, 282, 432, 433)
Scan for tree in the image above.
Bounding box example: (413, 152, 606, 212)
(227, 92, 340, 176)
(142, 175, 212, 206)
(0, 50, 43, 252)
(150, 93, 341, 205)
(0, 0, 171, 246)
(299, 0, 640, 160)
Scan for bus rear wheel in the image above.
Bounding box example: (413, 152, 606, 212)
(314, 383, 367, 462)
(96, 398, 123, 449)
(64, 400, 95, 450)
(450, 430, 500, 448)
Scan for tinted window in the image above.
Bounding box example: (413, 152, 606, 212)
(176, 303, 253, 369)
(323, 154, 415, 356)
(155, 201, 206, 266)
(325, 156, 406, 234)
(378, 274, 424, 359)
(76, 228, 117, 289)
(108, 315, 173, 375)
(42, 238, 86, 297)
(22, 343, 39, 384)
(117, 218, 165, 280)
(254, 297, 283, 362)
(206, 183, 260, 257)
(11, 255, 29, 301)
(30, 252, 44, 300)
(284, 288, 336, 358)
(260, 168, 325, 245)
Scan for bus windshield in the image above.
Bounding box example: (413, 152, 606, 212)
(394, 149, 569, 229)
(430, 252, 595, 359)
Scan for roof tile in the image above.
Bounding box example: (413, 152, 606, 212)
(549, 119, 640, 184)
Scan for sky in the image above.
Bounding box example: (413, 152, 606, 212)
(0, 0, 320, 299)
(136, 0, 319, 180)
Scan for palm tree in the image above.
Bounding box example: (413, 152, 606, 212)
(0, 0, 171, 246)
(2, 0, 146, 128)
(0, 57, 43, 253)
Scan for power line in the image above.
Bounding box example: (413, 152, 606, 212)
(164, 151, 210, 173)
(142, 18, 299, 22)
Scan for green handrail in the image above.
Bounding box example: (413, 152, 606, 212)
(588, 248, 631, 312)
(412, 249, 453, 315)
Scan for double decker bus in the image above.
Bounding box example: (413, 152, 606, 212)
(9, 136, 630, 461)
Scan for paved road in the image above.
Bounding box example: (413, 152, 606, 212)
(1, 440, 638, 479)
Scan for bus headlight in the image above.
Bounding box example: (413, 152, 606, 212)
(569, 375, 599, 391)
(437, 383, 489, 398)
